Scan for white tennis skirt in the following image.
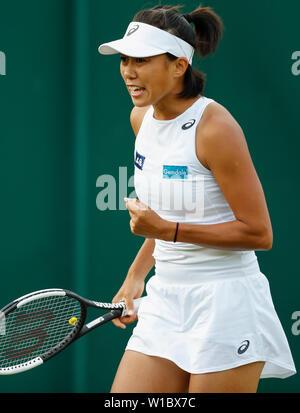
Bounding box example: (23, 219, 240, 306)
(125, 262, 296, 378)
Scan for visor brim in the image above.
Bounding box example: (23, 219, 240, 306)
(98, 39, 166, 58)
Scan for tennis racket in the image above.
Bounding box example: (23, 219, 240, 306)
(0, 288, 142, 375)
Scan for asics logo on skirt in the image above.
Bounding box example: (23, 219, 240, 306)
(237, 340, 250, 354)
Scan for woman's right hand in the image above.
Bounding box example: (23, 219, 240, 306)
(111, 276, 145, 329)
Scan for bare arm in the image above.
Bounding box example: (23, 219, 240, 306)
(127, 105, 155, 277)
(111, 106, 154, 329)
(160, 104, 273, 251)
(111, 238, 155, 329)
(126, 238, 155, 281)
(127, 104, 155, 274)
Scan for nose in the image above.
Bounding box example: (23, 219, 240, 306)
(121, 59, 137, 79)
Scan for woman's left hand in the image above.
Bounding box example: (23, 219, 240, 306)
(124, 197, 171, 240)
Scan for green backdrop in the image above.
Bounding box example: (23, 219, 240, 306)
(0, 0, 299, 393)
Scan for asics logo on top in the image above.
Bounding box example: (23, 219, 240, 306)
(127, 24, 140, 36)
(182, 119, 196, 130)
(237, 340, 250, 354)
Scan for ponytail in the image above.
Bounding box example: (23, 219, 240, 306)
(188, 6, 223, 58)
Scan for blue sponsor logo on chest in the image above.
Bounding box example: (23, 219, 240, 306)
(134, 151, 145, 170)
(163, 165, 189, 179)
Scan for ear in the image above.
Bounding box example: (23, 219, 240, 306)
(172, 57, 189, 78)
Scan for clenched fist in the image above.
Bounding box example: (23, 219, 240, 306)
(124, 197, 174, 240)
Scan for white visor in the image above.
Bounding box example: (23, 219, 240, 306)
(98, 22, 194, 65)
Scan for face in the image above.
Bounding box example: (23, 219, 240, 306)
(120, 54, 187, 107)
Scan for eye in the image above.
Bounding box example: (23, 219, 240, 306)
(120, 56, 146, 63)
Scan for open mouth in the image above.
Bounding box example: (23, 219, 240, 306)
(128, 86, 146, 97)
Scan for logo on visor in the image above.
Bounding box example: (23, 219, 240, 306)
(127, 24, 140, 36)
(182, 119, 196, 130)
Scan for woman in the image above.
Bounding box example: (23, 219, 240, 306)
(98, 4, 296, 393)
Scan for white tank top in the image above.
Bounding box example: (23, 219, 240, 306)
(134, 96, 260, 277)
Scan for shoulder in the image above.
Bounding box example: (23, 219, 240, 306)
(130, 105, 152, 137)
(199, 101, 244, 137)
(196, 101, 248, 169)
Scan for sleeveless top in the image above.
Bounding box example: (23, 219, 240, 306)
(133, 96, 260, 278)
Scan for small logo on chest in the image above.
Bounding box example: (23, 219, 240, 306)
(134, 150, 145, 170)
(182, 119, 196, 130)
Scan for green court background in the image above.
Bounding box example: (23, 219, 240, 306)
(0, 0, 299, 393)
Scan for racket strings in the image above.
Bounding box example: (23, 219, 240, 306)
(0, 296, 82, 369)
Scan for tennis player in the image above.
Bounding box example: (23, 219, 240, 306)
(98, 4, 296, 393)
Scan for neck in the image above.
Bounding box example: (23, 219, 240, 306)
(152, 94, 201, 121)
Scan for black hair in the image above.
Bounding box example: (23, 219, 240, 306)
(132, 4, 224, 99)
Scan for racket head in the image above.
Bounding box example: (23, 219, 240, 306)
(0, 289, 86, 375)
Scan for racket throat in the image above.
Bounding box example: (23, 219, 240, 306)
(78, 310, 121, 338)
(85, 316, 105, 331)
